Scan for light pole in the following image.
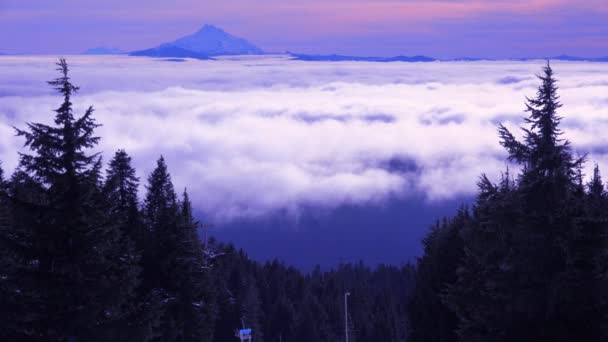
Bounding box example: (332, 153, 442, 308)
(344, 292, 351, 342)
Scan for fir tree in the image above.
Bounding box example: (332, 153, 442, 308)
(144, 156, 178, 235)
(0, 161, 18, 341)
(408, 209, 469, 342)
(4, 59, 139, 341)
(559, 164, 608, 341)
(141, 156, 180, 340)
(104, 149, 142, 246)
(143, 158, 217, 341)
(99, 149, 167, 341)
(446, 62, 606, 342)
(177, 189, 216, 342)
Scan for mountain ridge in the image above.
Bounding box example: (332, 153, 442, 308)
(290, 53, 436, 62)
(82, 47, 126, 55)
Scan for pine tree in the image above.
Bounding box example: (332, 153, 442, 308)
(141, 156, 180, 340)
(98, 149, 167, 341)
(445, 173, 520, 342)
(447, 62, 603, 342)
(4, 59, 139, 341)
(143, 157, 217, 341)
(408, 209, 469, 342)
(177, 189, 216, 341)
(558, 164, 608, 340)
(144, 156, 178, 236)
(105, 149, 142, 247)
(0, 161, 18, 341)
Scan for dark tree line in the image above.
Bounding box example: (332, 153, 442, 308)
(209, 245, 415, 342)
(0, 59, 415, 341)
(409, 63, 608, 342)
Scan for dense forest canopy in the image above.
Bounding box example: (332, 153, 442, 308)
(0, 59, 607, 341)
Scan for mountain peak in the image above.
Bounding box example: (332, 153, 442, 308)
(197, 24, 224, 33)
(130, 24, 263, 58)
(171, 24, 263, 55)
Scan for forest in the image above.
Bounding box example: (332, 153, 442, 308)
(0, 59, 607, 342)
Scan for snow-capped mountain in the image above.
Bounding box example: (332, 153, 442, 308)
(130, 24, 263, 58)
(170, 24, 263, 55)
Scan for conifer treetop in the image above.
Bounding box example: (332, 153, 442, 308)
(48, 58, 80, 125)
(497, 61, 581, 178)
(588, 163, 605, 197)
(15, 58, 100, 185)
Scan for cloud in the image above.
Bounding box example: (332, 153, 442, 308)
(0, 55, 607, 221)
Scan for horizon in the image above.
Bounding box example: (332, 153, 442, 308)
(2, 0, 607, 58)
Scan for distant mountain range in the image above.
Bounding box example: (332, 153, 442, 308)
(129, 24, 263, 59)
(82, 47, 126, 55)
(290, 53, 608, 63)
(523, 55, 608, 62)
(76, 25, 608, 62)
(290, 53, 436, 62)
(445, 55, 608, 62)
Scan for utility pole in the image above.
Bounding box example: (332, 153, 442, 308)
(344, 292, 351, 342)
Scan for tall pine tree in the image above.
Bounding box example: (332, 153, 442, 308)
(446, 62, 606, 342)
(104, 149, 142, 247)
(177, 189, 216, 341)
(3, 59, 139, 341)
(101, 149, 166, 342)
(408, 209, 469, 342)
(143, 157, 216, 341)
(0, 161, 18, 341)
(142, 156, 180, 340)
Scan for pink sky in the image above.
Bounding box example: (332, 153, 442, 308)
(1, 0, 607, 57)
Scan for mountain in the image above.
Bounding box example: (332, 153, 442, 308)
(82, 47, 126, 55)
(171, 24, 263, 55)
(130, 24, 263, 59)
(130, 44, 211, 60)
(443, 55, 608, 62)
(550, 55, 608, 62)
(445, 57, 491, 61)
(290, 53, 436, 62)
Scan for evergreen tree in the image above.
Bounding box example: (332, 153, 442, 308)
(104, 149, 142, 246)
(100, 149, 167, 342)
(143, 158, 217, 341)
(558, 164, 608, 340)
(445, 173, 520, 342)
(177, 189, 216, 341)
(408, 209, 469, 342)
(446, 62, 605, 342)
(142, 156, 180, 340)
(3, 59, 139, 341)
(0, 161, 18, 341)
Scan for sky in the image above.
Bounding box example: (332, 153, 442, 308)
(1, 0, 607, 58)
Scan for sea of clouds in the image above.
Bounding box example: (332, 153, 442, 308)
(0, 55, 607, 221)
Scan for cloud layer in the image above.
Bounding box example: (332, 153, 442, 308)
(1, 55, 607, 221)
